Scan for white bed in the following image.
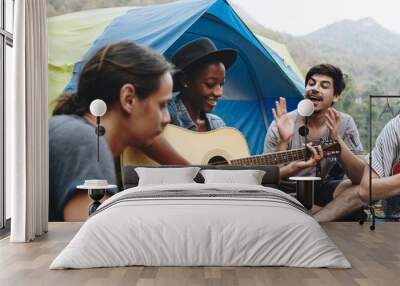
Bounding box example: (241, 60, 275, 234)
(50, 183, 350, 269)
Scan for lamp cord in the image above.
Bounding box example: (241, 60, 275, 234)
(96, 116, 100, 162)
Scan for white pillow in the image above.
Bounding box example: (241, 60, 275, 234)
(135, 167, 200, 186)
(200, 169, 266, 185)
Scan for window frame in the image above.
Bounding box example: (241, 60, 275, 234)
(0, 0, 14, 231)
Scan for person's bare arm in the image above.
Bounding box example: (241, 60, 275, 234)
(325, 108, 367, 184)
(313, 165, 400, 223)
(359, 165, 400, 203)
(276, 140, 290, 152)
(279, 144, 323, 179)
(336, 137, 367, 184)
(142, 134, 189, 165)
(279, 164, 300, 179)
(273, 97, 295, 151)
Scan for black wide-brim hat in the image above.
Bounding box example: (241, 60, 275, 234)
(171, 38, 238, 91)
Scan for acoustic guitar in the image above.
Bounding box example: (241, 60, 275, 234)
(65, 124, 340, 221)
(122, 124, 341, 166)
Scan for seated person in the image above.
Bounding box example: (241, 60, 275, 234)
(49, 41, 174, 221)
(145, 38, 323, 167)
(137, 38, 239, 163)
(264, 64, 364, 219)
(313, 114, 400, 222)
(168, 37, 237, 131)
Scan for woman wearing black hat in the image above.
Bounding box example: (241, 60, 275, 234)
(168, 37, 237, 131)
(101, 39, 234, 168)
(139, 38, 238, 163)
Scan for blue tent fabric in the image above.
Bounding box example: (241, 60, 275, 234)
(64, 0, 304, 154)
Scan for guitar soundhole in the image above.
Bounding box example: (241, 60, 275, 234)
(208, 156, 229, 166)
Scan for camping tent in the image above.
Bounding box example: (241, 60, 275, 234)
(48, 0, 304, 154)
(257, 35, 304, 82)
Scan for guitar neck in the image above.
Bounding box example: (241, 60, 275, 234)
(230, 148, 307, 166)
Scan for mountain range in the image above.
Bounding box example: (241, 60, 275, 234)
(235, 6, 400, 95)
(48, 0, 400, 95)
(47, 0, 400, 148)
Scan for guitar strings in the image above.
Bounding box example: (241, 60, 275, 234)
(206, 143, 338, 166)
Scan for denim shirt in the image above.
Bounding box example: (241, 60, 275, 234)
(168, 93, 225, 130)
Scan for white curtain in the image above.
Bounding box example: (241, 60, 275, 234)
(7, 0, 48, 242)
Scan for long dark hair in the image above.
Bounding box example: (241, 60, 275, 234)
(53, 41, 172, 115)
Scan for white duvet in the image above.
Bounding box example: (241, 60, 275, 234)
(50, 183, 350, 269)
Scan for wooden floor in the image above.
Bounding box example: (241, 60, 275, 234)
(0, 222, 399, 286)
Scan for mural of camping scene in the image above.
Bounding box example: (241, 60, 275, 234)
(48, 0, 400, 221)
(48, 0, 304, 160)
(48, 0, 306, 221)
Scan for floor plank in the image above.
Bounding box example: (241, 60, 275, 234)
(0, 222, 399, 286)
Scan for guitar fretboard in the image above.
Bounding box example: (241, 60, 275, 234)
(230, 148, 307, 166)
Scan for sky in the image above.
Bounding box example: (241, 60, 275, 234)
(231, 0, 400, 36)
